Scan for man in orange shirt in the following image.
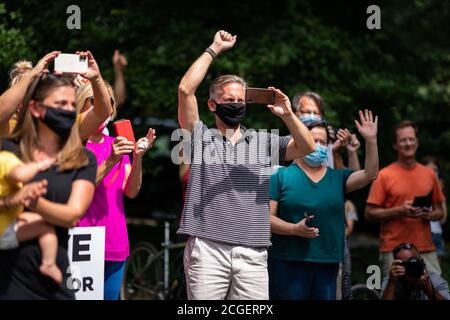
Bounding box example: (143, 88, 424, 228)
(365, 120, 445, 277)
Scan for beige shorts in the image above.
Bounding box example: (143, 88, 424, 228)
(0, 219, 19, 250)
(184, 236, 269, 300)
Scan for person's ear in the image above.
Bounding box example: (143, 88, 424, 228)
(207, 99, 216, 112)
(29, 101, 44, 119)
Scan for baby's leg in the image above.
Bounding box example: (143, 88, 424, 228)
(16, 212, 63, 284)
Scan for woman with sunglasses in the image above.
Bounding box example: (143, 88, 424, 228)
(75, 82, 156, 300)
(268, 110, 379, 300)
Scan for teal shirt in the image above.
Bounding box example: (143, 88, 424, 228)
(269, 164, 353, 263)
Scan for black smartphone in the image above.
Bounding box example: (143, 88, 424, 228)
(412, 192, 432, 208)
(304, 212, 312, 227)
(333, 128, 343, 136)
(245, 87, 275, 105)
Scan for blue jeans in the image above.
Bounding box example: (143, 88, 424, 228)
(104, 260, 126, 300)
(269, 259, 339, 300)
(432, 233, 444, 257)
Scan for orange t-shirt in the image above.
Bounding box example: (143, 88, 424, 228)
(367, 162, 445, 253)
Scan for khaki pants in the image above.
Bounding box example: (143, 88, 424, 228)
(379, 251, 441, 278)
(184, 236, 269, 300)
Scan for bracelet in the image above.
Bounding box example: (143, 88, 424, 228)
(204, 47, 217, 59)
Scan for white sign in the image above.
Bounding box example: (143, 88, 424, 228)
(67, 227, 105, 300)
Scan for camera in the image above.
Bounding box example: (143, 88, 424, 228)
(400, 257, 425, 279)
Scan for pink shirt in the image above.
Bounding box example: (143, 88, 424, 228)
(78, 135, 131, 261)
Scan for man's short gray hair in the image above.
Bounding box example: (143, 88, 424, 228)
(209, 74, 247, 100)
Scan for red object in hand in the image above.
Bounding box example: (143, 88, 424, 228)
(113, 119, 136, 148)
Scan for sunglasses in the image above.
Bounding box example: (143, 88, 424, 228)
(393, 243, 418, 256)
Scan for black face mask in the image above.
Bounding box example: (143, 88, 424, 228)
(39, 105, 77, 139)
(214, 101, 246, 127)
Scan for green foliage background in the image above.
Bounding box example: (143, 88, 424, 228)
(1, 1, 449, 230)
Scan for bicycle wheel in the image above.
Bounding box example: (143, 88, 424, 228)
(120, 242, 164, 300)
(168, 246, 187, 300)
(351, 283, 381, 300)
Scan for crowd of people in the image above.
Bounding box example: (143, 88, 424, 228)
(0, 49, 155, 300)
(0, 30, 448, 300)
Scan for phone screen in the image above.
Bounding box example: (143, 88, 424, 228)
(412, 192, 432, 208)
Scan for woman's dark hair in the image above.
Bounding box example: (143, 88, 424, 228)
(291, 91, 325, 117)
(30, 73, 74, 102)
(306, 120, 329, 142)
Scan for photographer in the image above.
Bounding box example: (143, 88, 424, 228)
(382, 243, 450, 300)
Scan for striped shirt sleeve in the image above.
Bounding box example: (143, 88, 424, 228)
(269, 134, 291, 166)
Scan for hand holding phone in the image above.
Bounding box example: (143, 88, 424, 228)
(412, 192, 432, 209)
(304, 212, 313, 227)
(113, 119, 136, 149)
(298, 211, 319, 238)
(245, 87, 275, 105)
(54, 53, 88, 74)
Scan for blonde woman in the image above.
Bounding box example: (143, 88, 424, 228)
(76, 82, 156, 299)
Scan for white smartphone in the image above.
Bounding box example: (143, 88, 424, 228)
(54, 53, 88, 73)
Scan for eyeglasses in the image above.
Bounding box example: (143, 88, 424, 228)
(393, 243, 418, 255)
(300, 110, 321, 116)
(89, 96, 115, 107)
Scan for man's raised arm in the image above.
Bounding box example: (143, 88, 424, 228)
(178, 30, 237, 132)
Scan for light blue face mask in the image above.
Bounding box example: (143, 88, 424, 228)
(303, 143, 328, 167)
(300, 113, 322, 125)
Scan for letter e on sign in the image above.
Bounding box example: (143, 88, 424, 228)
(72, 234, 91, 262)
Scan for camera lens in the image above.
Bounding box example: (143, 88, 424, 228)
(404, 257, 424, 279)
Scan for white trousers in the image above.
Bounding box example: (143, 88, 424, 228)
(183, 236, 269, 300)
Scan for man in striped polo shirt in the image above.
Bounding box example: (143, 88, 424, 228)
(177, 30, 315, 300)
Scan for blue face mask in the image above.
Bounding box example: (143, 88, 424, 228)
(304, 143, 328, 167)
(300, 113, 322, 125)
